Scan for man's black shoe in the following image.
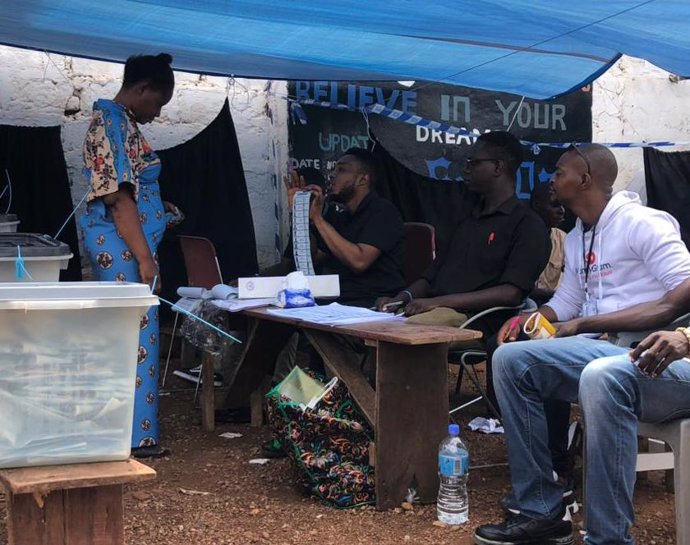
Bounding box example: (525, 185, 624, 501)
(499, 476, 578, 520)
(499, 491, 578, 521)
(474, 512, 573, 545)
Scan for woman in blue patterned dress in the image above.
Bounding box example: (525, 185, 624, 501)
(80, 53, 181, 458)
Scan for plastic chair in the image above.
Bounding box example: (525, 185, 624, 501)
(162, 235, 224, 388)
(178, 235, 223, 289)
(403, 222, 435, 286)
(449, 299, 537, 420)
(636, 419, 690, 545)
(579, 314, 690, 543)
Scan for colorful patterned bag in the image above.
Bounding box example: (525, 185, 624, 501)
(266, 369, 375, 508)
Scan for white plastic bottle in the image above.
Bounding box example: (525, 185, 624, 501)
(437, 423, 469, 524)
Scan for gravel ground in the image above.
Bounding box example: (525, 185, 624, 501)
(0, 365, 677, 544)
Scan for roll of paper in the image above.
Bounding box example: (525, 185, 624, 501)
(211, 284, 237, 300)
(176, 287, 209, 299)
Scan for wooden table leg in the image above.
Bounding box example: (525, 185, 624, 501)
(7, 484, 125, 545)
(201, 350, 217, 432)
(219, 319, 295, 412)
(375, 341, 449, 510)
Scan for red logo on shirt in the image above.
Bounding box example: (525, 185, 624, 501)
(585, 251, 596, 265)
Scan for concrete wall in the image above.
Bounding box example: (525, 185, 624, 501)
(0, 46, 288, 270)
(2, 46, 690, 271)
(592, 56, 690, 199)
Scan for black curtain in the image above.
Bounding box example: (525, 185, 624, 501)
(0, 124, 82, 280)
(372, 135, 476, 253)
(644, 147, 690, 248)
(157, 99, 259, 318)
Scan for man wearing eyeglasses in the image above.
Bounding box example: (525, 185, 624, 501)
(306, 147, 405, 308)
(376, 131, 550, 340)
(475, 144, 690, 545)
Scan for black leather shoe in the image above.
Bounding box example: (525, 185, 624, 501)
(474, 513, 573, 545)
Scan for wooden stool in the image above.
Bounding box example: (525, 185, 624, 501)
(0, 459, 156, 545)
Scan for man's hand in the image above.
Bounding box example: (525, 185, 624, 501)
(554, 319, 581, 338)
(630, 330, 690, 378)
(307, 184, 325, 222)
(497, 314, 527, 345)
(375, 295, 407, 312)
(284, 170, 307, 209)
(139, 258, 161, 294)
(404, 298, 439, 316)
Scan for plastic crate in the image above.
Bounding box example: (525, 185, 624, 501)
(0, 281, 158, 468)
(0, 214, 19, 233)
(0, 233, 72, 281)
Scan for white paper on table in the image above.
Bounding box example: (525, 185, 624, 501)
(292, 191, 315, 276)
(267, 302, 405, 326)
(211, 298, 276, 313)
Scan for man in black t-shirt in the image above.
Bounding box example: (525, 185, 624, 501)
(262, 167, 347, 277)
(306, 148, 405, 308)
(376, 131, 550, 336)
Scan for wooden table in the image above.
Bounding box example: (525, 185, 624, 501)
(0, 459, 156, 545)
(202, 308, 480, 510)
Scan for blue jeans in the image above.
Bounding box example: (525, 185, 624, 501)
(493, 336, 690, 545)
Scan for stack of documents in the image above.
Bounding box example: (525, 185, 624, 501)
(267, 302, 404, 326)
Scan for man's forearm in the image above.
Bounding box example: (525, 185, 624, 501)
(574, 300, 684, 333)
(431, 284, 523, 313)
(570, 278, 690, 333)
(312, 216, 373, 273)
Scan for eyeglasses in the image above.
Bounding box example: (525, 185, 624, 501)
(568, 143, 591, 174)
(465, 158, 501, 169)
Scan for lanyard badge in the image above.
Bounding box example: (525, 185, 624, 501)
(582, 225, 598, 317)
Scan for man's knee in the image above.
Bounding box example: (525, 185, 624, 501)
(579, 355, 633, 405)
(493, 342, 530, 383)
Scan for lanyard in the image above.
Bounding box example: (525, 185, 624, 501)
(582, 225, 597, 298)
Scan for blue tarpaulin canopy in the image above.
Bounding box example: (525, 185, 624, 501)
(1, 0, 689, 99)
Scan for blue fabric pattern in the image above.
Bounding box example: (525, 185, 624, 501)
(80, 99, 167, 448)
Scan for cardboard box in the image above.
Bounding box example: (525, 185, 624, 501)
(238, 275, 340, 299)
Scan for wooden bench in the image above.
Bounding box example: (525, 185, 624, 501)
(0, 459, 156, 545)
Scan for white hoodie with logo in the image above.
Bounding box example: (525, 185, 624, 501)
(547, 191, 690, 321)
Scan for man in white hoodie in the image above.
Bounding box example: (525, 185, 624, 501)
(474, 144, 690, 545)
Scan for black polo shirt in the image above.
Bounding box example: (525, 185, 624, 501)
(319, 191, 405, 307)
(423, 195, 550, 331)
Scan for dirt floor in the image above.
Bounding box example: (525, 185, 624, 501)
(0, 364, 677, 545)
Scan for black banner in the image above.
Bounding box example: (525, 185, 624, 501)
(289, 81, 592, 200)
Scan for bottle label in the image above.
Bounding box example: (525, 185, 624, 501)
(439, 452, 469, 477)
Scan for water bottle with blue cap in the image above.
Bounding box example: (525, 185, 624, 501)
(437, 423, 469, 524)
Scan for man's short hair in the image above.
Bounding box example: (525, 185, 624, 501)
(343, 147, 378, 187)
(476, 131, 524, 177)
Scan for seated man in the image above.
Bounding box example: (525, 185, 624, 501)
(376, 131, 550, 343)
(307, 147, 405, 308)
(474, 144, 690, 545)
(262, 167, 346, 277)
(529, 181, 566, 306)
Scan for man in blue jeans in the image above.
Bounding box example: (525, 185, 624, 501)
(474, 143, 690, 545)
